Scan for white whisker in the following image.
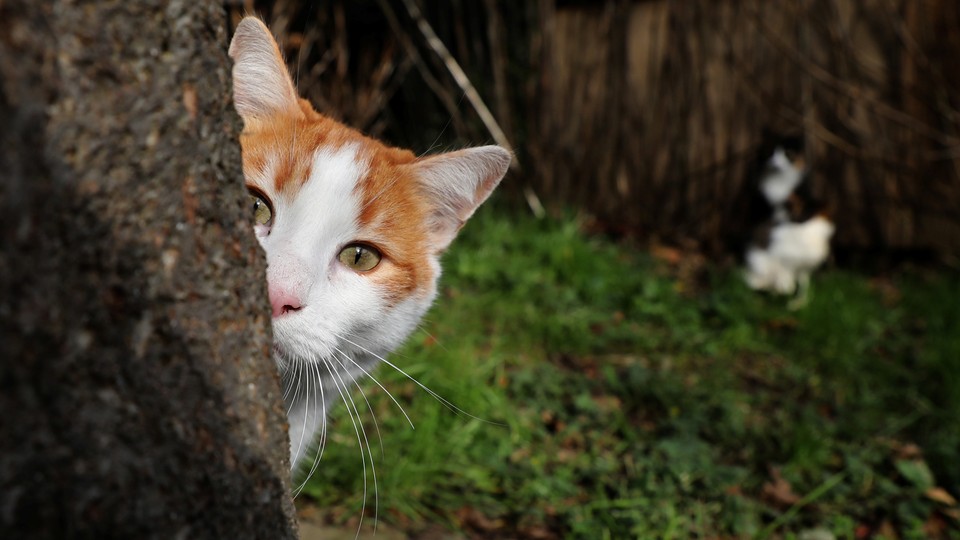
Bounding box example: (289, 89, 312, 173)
(338, 334, 504, 427)
(286, 358, 304, 417)
(334, 346, 415, 430)
(416, 325, 451, 354)
(293, 360, 328, 498)
(419, 92, 465, 157)
(291, 357, 311, 479)
(320, 358, 378, 537)
(331, 349, 387, 459)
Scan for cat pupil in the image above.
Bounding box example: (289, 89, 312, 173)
(353, 247, 362, 264)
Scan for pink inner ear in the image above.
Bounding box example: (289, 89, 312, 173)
(229, 17, 302, 123)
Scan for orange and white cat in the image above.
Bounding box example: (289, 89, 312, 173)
(228, 17, 510, 470)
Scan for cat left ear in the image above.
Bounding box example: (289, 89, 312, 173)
(229, 17, 303, 125)
(412, 146, 511, 251)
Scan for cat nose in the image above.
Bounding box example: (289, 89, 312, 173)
(268, 285, 304, 317)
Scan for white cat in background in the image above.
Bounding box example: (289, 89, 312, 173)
(744, 144, 835, 309)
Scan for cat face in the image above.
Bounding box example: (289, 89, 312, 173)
(228, 17, 509, 456)
(241, 123, 436, 372)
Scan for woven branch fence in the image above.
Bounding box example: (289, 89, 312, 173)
(229, 0, 960, 258)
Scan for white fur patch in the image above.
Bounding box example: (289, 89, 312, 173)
(745, 216, 835, 294)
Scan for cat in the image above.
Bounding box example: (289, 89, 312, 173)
(743, 138, 834, 309)
(228, 17, 510, 471)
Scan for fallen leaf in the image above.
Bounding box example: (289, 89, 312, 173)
(456, 506, 503, 532)
(876, 520, 899, 540)
(591, 395, 622, 413)
(926, 487, 958, 506)
(894, 442, 923, 460)
(651, 244, 682, 265)
(923, 513, 949, 537)
(762, 466, 801, 506)
(520, 524, 557, 539)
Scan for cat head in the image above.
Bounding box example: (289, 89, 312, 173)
(759, 141, 808, 208)
(228, 17, 510, 371)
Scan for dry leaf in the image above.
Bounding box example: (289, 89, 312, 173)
(762, 466, 801, 506)
(926, 487, 958, 506)
(456, 506, 503, 531)
(876, 520, 899, 540)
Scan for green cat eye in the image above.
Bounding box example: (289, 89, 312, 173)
(250, 192, 272, 226)
(338, 244, 381, 272)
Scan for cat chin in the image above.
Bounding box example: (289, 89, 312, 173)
(270, 320, 386, 375)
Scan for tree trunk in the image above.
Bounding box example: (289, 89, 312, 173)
(0, 1, 297, 538)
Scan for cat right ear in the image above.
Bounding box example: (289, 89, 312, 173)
(411, 146, 512, 252)
(229, 17, 302, 125)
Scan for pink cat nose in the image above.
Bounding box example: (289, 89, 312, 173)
(268, 285, 304, 317)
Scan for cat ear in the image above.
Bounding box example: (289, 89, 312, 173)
(412, 146, 511, 251)
(228, 17, 302, 124)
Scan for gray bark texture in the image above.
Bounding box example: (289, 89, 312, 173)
(0, 1, 298, 538)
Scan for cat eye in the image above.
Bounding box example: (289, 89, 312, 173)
(249, 191, 273, 226)
(338, 244, 381, 272)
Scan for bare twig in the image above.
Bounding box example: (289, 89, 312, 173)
(398, 0, 518, 163)
(376, 0, 469, 139)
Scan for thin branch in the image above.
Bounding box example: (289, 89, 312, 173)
(398, 0, 518, 164)
(377, 0, 469, 139)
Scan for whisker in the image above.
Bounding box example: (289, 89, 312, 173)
(286, 357, 304, 417)
(338, 334, 504, 427)
(334, 346, 415, 430)
(331, 349, 387, 459)
(281, 356, 297, 404)
(291, 356, 312, 479)
(416, 325, 451, 354)
(315, 359, 329, 468)
(328, 358, 380, 535)
(419, 91, 466, 157)
(293, 360, 328, 497)
(320, 358, 377, 537)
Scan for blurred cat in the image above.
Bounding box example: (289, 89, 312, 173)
(743, 137, 834, 309)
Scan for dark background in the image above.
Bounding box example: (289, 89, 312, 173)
(230, 0, 960, 262)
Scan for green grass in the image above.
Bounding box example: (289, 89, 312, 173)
(300, 205, 960, 539)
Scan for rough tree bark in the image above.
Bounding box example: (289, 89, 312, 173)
(0, 1, 297, 538)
